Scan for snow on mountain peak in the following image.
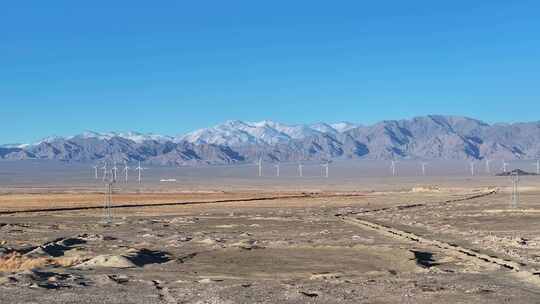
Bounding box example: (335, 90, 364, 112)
(28, 131, 172, 146)
(17, 120, 358, 148)
(180, 120, 355, 146)
(71, 131, 172, 143)
(330, 122, 358, 132)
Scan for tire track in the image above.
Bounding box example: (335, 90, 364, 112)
(0, 192, 366, 215)
(340, 214, 540, 287)
(335, 189, 497, 217)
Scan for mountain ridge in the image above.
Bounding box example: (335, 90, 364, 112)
(2, 115, 539, 165)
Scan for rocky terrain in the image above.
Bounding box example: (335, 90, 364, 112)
(2, 115, 540, 165)
(2, 185, 540, 303)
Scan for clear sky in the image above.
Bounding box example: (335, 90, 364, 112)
(1, 1, 539, 143)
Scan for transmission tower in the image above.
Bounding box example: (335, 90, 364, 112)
(511, 171, 519, 209)
(103, 168, 115, 223)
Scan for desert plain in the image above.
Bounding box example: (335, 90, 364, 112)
(1, 160, 540, 303)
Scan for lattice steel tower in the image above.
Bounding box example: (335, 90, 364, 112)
(103, 168, 115, 223)
(511, 171, 519, 209)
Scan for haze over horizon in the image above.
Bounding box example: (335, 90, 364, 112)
(2, 1, 539, 143)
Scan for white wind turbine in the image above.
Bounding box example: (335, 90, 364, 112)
(421, 162, 427, 176)
(536, 159, 539, 175)
(257, 157, 263, 177)
(469, 161, 475, 176)
(321, 162, 329, 178)
(298, 162, 304, 177)
(112, 161, 119, 182)
(135, 161, 145, 184)
(123, 161, 130, 182)
(110, 168, 116, 183)
(92, 165, 98, 180)
(502, 160, 508, 173)
(274, 163, 280, 177)
(390, 160, 397, 177)
(485, 159, 491, 174)
(101, 162, 108, 182)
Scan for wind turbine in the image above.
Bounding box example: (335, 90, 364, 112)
(321, 162, 329, 178)
(135, 161, 145, 184)
(536, 160, 539, 175)
(112, 161, 118, 182)
(110, 168, 116, 183)
(421, 162, 427, 176)
(470, 161, 475, 176)
(485, 159, 491, 174)
(123, 161, 130, 182)
(257, 157, 263, 177)
(101, 162, 108, 182)
(92, 165, 98, 180)
(502, 160, 508, 173)
(298, 162, 304, 177)
(390, 160, 397, 177)
(274, 163, 280, 177)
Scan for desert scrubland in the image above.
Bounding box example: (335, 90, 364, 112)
(1, 162, 540, 303)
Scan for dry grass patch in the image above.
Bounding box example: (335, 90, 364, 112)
(0, 253, 83, 272)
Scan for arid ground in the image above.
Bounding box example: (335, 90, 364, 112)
(1, 161, 540, 303)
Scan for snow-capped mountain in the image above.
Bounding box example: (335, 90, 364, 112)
(179, 120, 353, 146)
(309, 122, 359, 135)
(0, 143, 29, 149)
(73, 131, 173, 144)
(179, 120, 290, 146)
(330, 122, 359, 132)
(33, 131, 173, 146)
(2, 116, 540, 165)
(16, 120, 356, 149)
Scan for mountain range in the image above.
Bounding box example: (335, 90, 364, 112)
(1, 115, 539, 165)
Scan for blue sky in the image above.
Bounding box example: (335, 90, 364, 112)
(1, 1, 539, 143)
